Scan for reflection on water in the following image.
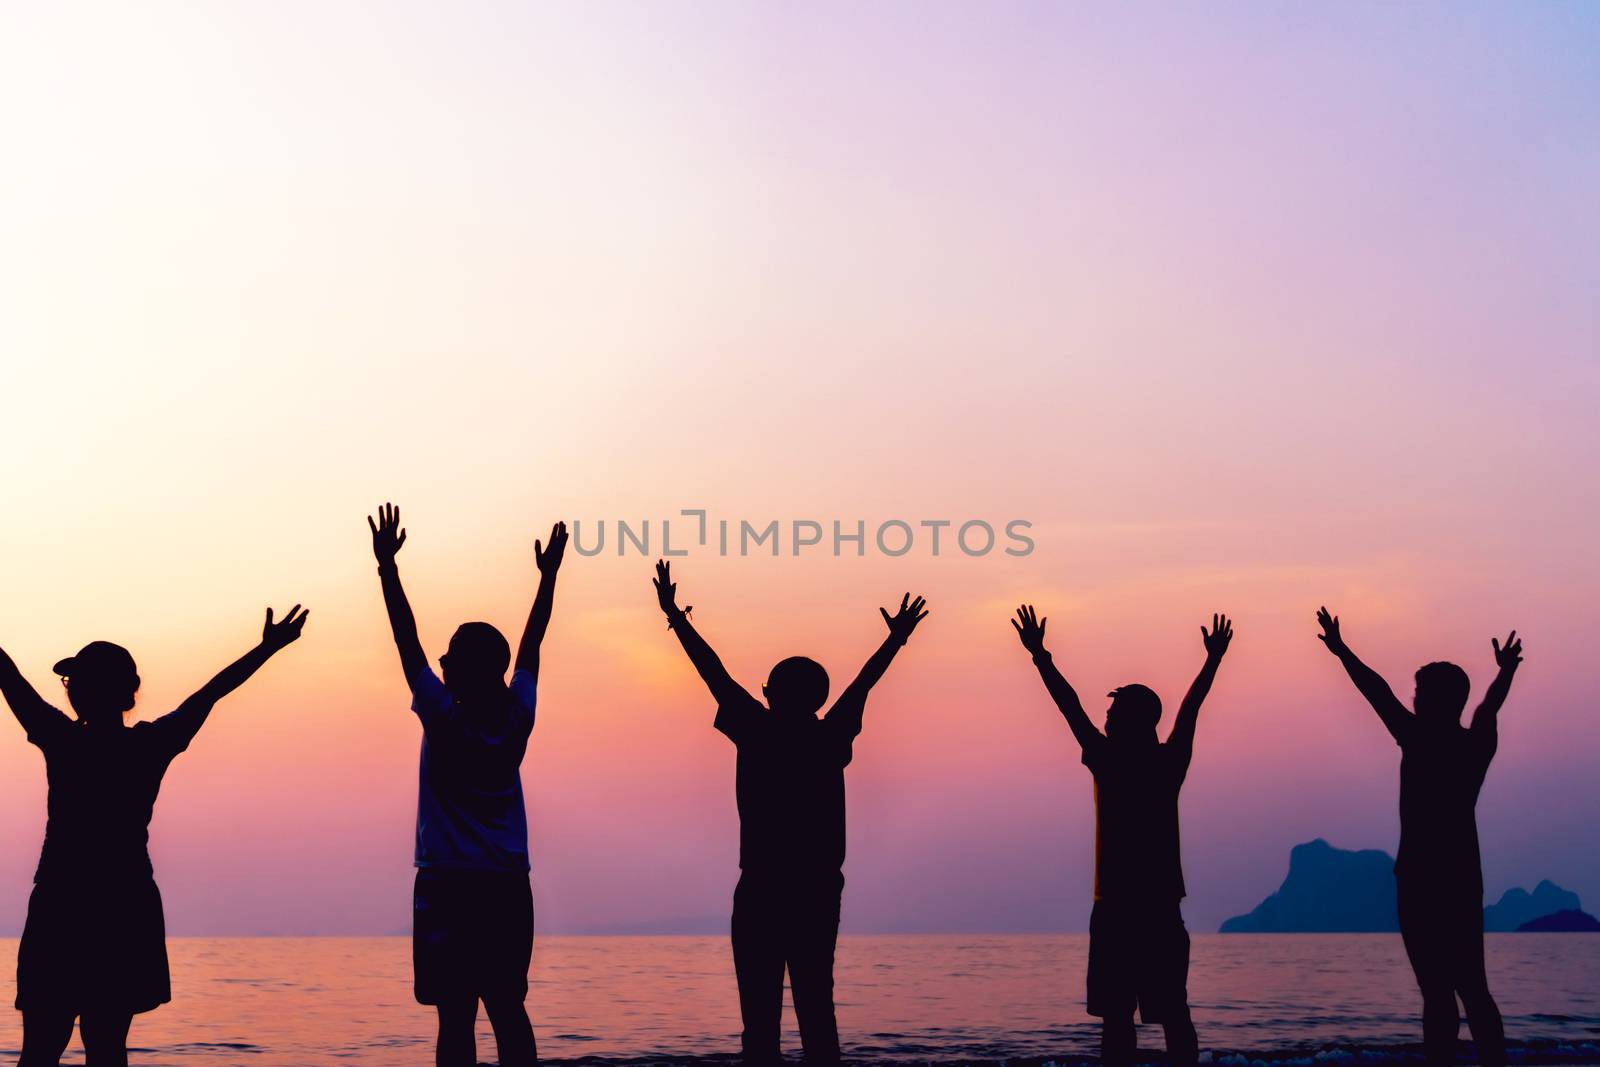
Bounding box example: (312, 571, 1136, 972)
(0, 934, 1596, 1065)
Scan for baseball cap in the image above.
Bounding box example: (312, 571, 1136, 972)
(52, 641, 138, 681)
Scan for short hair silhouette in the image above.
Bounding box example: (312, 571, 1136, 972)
(764, 656, 830, 715)
(1414, 661, 1471, 723)
(442, 622, 511, 694)
(52, 641, 140, 722)
(1106, 683, 1162, 736)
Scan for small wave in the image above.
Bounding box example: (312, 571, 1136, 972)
(1202, 1039, 1600, 1067)
(536, 1039, 1600, 1067)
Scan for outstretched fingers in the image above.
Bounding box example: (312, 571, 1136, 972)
(1493, 630, 1523, 665)
(368, 503, 407, 556)
(653, 558, 678, 612)
(1200, 612, 1233, 656)
(882, 592, 930, 639)
(1011, 603, 1046, 648)
(262, 604, 310, 647)
(1315, 606, 1339, 643)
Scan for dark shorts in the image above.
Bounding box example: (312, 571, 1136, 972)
(17, 876, 171, 1015)
(413, 867, 533, 1005)
(1087, 899, 1191, 1023)
(1397, 880, 1488, 993)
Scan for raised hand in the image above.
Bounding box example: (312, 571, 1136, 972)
(880, 593, 929, 643)
(261, 605, 310, 651)
(1492, 631, 1523, 670)
(368, 503, 407, 565)
(1011, 604, 1048, 656)
(653, 559, 680, 615)
(536, 521, 568, 574)
(1202, 613, 1233, 659)
(1316, 606, 1346, 655)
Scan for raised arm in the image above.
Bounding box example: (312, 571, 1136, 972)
(1167, 613, 1232, 755)
(653, 559, 749, 707)
(1316, 606, 1412, 743)
(827, 593, 928, 735)
(1470, 631, 1522, 736)
(1011, 604, 1103, 753)
(515, 521, 567, 681)
(159, 606, 309, 748)
(369, 503, 428, 686)
(0, 644, 71, 739)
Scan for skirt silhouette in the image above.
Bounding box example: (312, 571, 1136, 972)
(16, 876, 171, 1015)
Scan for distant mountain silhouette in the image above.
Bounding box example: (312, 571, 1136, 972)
(1483, 880, 1581, 931)
(1516, 908, 1600, 932)
(1222, 841, 1588, 935)
(1221, 839, 1398, 932)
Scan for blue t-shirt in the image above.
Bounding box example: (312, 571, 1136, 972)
(411, 668, 536, 872)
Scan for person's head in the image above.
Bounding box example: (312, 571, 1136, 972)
(763, 656, 830, 716)
(1413, 661, 1471, 725)
(440, 622, 511, 700)
(1105, 683, 1162, 742)
(52, 641, 140, 725)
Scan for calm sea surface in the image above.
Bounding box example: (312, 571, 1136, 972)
(0, 935, 1596, 1066)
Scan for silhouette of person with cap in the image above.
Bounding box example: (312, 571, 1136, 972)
(0, 605, 309, 1067)
(652, 559, 927, 1067)
(369, 503, 566, 1067)
(1011, 605, 1232, 1067)
(1317, 607, 1521, 1067)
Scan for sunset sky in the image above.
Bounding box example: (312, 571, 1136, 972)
(1, 2, 1596, 935)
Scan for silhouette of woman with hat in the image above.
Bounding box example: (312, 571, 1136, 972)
(0, 606, 309, 1067)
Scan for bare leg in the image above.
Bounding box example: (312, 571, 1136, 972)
(19, 1009, 75, 1067)
(79, 1011, 133, 1067)
(1399, 886, 1462, 1067)
(435, 998, 479, 1067)
(1459, 980, 1506, 1067)
(1458, 908, 1506, 1067)
(1163, 1008, 1199, 1067)
(1418, 986, 1461, 1067)
(1101, 1015, 1136, 1067)
(483, 995, 538, 1067)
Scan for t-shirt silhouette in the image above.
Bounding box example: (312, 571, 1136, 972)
(1393, 720, 1496, 893)
(715, 690, 864, 875)
(411, 668, 537, 873)
(27, 712, 195, 882)
(1082, 734, 1190, 903)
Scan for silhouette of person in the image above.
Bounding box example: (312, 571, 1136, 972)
(0, 605, 309, 1067)
(1316, 608, 1521, 1067)
(1011, 605, 1231, 1067)
(369, 503, 566, 1067)
(652, 560, 927, 1067)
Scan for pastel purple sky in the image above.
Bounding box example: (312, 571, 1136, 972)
(0, 2, 1596, 934)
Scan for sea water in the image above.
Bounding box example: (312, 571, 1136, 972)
(0, 934, 1596, 1065)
